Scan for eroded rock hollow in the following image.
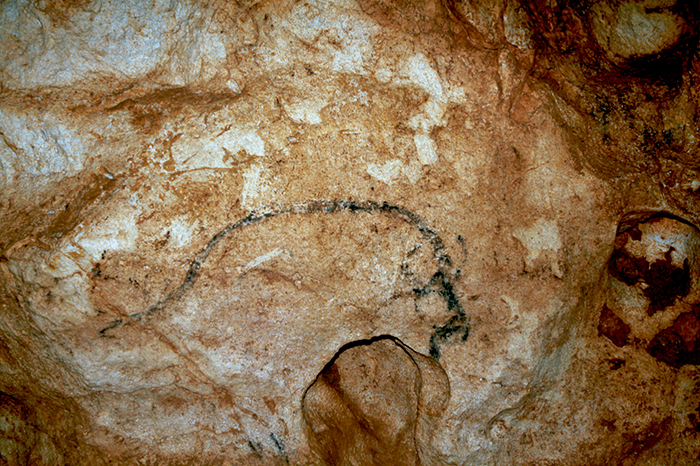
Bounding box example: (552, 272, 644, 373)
(1, 0, 699, 464)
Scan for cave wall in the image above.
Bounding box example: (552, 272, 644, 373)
(1, 0, 699, 464)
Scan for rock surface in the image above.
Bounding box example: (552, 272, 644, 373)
(1, 0, 699, 464)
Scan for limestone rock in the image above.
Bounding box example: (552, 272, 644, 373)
(303, 337, 449, 466)
(1, 0, 699, 464)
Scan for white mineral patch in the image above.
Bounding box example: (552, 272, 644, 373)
(406, 53, 444, 98)
(375, 65, 393, 83)
(367, 159, 403, 185)
(405, 54, 448, 133)
(72, 337, 182, 391)
(241, 248, 291, 274)
(172, 128, 265, 170)
(329, 17, 376, 74)
(367, 158, 424, 184)
(240, 163, 266, 209)
(284, 0, 378, 75)
(399, 54, 451, 172)
(514, 218, 563, 275)
(0, 107, 88, 181)
(221, 130, 265, 157)
(286, 97, 328, 125)
(414, 133, 439, 165)
(591, 1, 684, 59)
(514, 218, 562, 256)
(0, 0, 231, 89)
(504, 0, 532, 49)
(166, 217, 199, 249)
(74, 208, 140, 262)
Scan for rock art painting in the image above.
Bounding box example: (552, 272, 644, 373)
(1, 0, 700, 465)
(98, 200, 469, 361)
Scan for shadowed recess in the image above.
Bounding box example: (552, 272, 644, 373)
(601, 211, 700, 368)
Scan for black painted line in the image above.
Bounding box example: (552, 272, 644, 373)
(99, 199, 469, 359)
(270, 433, 289, 465)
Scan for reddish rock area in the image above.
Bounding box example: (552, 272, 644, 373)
(1, 0, 700, 464)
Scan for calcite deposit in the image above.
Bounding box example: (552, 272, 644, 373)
(1, 0, 699, 464)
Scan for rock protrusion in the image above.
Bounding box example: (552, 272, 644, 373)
(302, 336, 449, 466)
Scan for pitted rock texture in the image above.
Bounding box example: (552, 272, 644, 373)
(1, 0, 700, 465)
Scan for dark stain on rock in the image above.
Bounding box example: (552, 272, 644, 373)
(627, 224, 643, 241)
(624, 417, 672, 457)
(598, 304, 630, 348)
(90, 263, 101, 279)
(642, 250, 691, 316)
(247, 440, 263, 459)
(609, 242, 691, 316)
(601, 418, 617, 432)
(607, 249, 649, 286)
(428, 270, 469, 359)
(688, 404, 700, 434)
(647, 304, 700, 368)
(90, 262, 114, 281)
(606, 358, 626, 370)
(269, 433, 289, 465)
